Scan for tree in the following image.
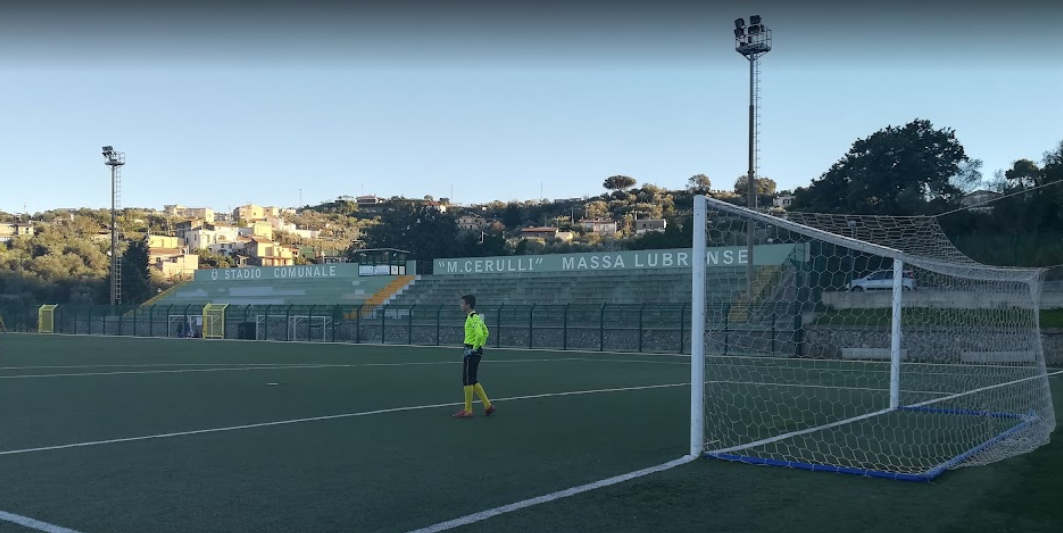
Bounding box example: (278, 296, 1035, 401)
(603, 175, 637, 192)
(790, 119, 968, 215)
(197, 249, 234, 269)
(733, 175, 777, 197)
(584, 200, 609, 219)
(361, 203, 460, 263)
(1004, 159, 1042, 187)
(686, 174, 712, 194)
(1044, 139, 1063, 189)
(424, 195, 434, 202)
(502, 203, 523, 229)
(987, 141, 1063, 234)
(952, 158, 985, 194)
(108, 238, 151, 305)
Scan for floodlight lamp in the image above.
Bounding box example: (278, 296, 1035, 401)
(750, 15, 761, 25)
(749, 24, 761, 35)
(734, 28, 745, 38)
(734, 18, 745, 30)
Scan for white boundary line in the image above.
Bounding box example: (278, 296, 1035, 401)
(0, 510, 86, 533)
(0, 365, 339, 379)
(0, 359, 957, 399)
(4, 331, 1058, 374)
(401, 455, 697, 533)
(907, 368, 1063, 408)
(0, 363, 339, 370)
(0, 358, 593, 379)
(0, 382, 688, 457)
(706, 407, 895, 455)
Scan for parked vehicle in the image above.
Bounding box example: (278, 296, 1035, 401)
(847, 269, 916, 291)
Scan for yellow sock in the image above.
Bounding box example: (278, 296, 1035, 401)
(474, 383, 492, 409)
(463, 386, 474, 412)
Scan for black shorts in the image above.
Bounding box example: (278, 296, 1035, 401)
(462, 346, 483, 386)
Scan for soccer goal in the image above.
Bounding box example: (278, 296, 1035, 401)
(202, 304, 228, 339)
(38, 304, 58, 333)
(168, 314, 202, 338)
(689, 195, 1056, 481)
(254, 314, 334, 341)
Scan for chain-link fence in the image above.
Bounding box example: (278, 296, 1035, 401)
(0, 303, 801, 356)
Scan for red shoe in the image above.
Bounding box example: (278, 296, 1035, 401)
(452, 410, 474, 419)
(484, 405, 496, 417)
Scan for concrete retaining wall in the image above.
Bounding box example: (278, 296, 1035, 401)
(803, 325, 1062, 366)
(821, 289, 1063, 310)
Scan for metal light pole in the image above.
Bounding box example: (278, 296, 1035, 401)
(102, 146, 125, 306)
(735, 15, 772, 299)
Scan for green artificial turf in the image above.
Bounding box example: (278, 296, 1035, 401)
(0, 334, 1059, 533)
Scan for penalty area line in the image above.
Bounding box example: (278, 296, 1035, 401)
(401, 455, 697, 533)
(0, 510, 87, 533)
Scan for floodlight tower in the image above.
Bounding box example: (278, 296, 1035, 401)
(734, 15, 772, 297)
(102, 146, 125, 306)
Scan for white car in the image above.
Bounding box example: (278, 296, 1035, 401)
(847, 269, 916, 291)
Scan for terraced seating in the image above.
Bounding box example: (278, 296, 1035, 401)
(151, 276, 396, 307)
(389, 268, 751, 307)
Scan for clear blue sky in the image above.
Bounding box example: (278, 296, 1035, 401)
(1, 1, 1061, 214)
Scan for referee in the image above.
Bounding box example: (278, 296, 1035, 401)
(453, 294, 496, 418)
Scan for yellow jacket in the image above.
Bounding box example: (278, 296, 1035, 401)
(463, 312, 489, 349)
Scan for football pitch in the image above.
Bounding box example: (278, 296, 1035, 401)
(0, 334, 1061, 533)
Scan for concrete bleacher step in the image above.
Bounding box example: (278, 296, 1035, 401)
(359, 275, 417, 317)
(377, 266, 757, 308)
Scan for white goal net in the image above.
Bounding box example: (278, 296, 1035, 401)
(255, 314, 334, 342)
(690, 195, 1056, 481)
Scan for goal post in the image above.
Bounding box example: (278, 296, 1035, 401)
(690, 195, 1056, 481)
(202, 304, 229, 339)
(38, 304, 58, 333)
(889, 258, 903, 410)
(690, 195, 707, 458)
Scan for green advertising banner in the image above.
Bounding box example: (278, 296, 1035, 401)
(434, 244, 801, 276)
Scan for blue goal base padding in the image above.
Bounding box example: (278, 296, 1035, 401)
(705, 407, 1037, 483)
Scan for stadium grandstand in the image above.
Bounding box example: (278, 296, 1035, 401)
(148, 248, 416, 308)
(5, 244, 805, 351)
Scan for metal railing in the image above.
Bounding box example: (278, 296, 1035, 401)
(0, 303, 801, 356)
